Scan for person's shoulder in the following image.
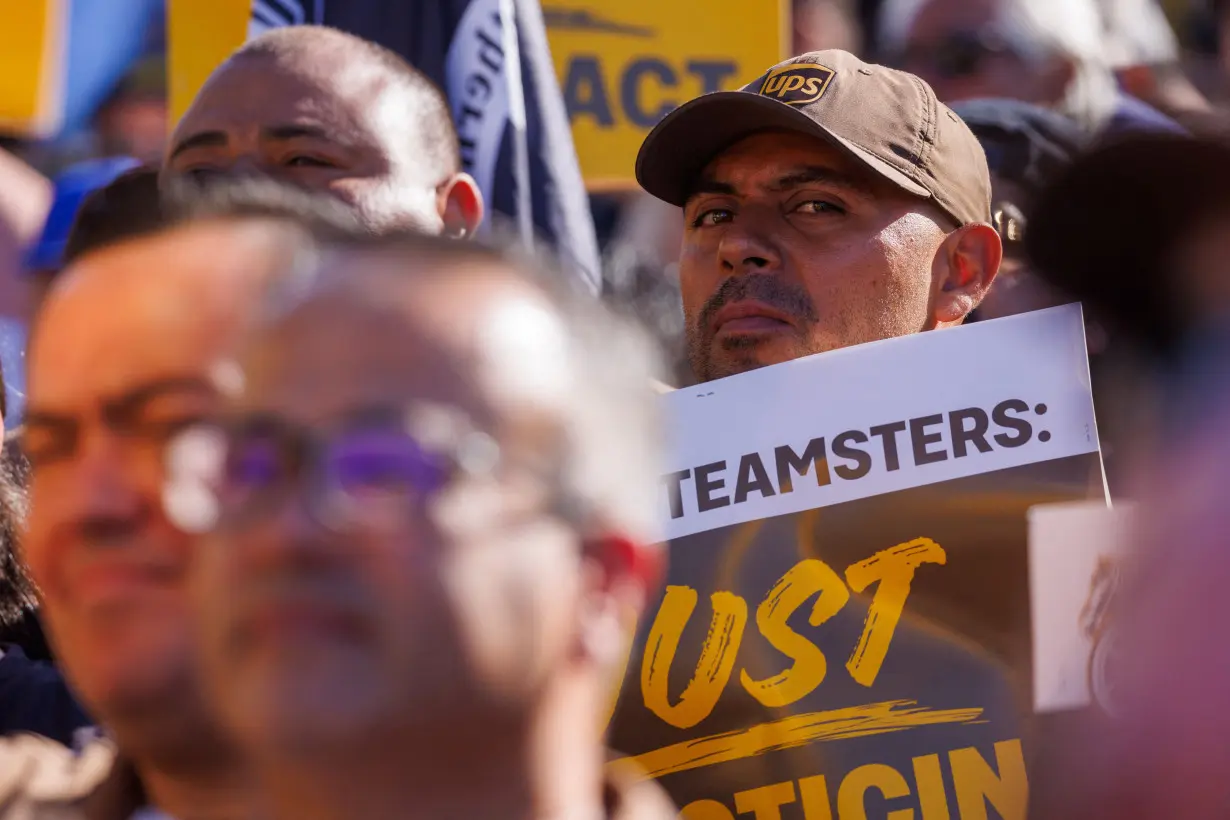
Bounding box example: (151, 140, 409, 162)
(0, 645, 93, 748)
(0, 734, 115, 817)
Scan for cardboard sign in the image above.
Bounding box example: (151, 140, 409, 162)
(544, 0, 786, 188)
(0, 0, 66, 137)
(607, 305, 1106, 819)
(1028, 501, 1132, 715)
(166, 0, 786, 188)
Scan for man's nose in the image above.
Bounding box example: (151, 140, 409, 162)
(716, 216, 782, 275)
(64, 433, 152, 544)
(233, 493, 345, 577)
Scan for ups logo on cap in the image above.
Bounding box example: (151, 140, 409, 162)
(759, 64, 835, 106)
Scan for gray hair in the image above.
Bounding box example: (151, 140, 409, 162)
(879, 0, 1119, 133)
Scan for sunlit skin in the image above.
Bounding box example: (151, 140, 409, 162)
(193, 254, 656, 820)
(21, 222, 289, 817)
(679, 131, 1000, 381)
(164, 28, 482, 237)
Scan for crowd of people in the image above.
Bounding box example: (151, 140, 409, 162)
(0, 0, 1225, 818)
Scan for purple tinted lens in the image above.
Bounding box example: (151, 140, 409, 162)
(226, 438, 284, 488)
(327, 431, 447, 495)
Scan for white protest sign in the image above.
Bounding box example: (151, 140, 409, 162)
(659, 303, 1102, 541)
(610, 305, 1107, 817)
(1029, 500, 1132, 714)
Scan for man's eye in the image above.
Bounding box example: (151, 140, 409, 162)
(794, 200, 846, 215)
(284, 155, 335, 168)
(135, 416, 209, 446)
(22, 432, 74, 468)
(24, 442, 71, 468)
(691, 208, 733, 228)
(186, 167, 221, 182)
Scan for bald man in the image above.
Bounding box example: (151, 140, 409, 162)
(3, 216, 309, 819)
(164, 25, 483, 239)
(176, 236, 673, 819)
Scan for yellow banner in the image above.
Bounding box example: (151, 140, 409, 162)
(167, 0, 786, 189)
(0, 0, 67, 137)
(545, 1, 787, 188)
(167, 0, 251, 128)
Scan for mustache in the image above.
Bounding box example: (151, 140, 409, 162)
(696, 274, 818, 334)
(228, 563, 374, 635)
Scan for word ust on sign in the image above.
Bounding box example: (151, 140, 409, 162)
(663, 399, 1051, 521)
(642, 536, 946, 730)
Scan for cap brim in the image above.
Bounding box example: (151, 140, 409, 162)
(1025, 134, 1230, 355)
(635, 91, 931, 207)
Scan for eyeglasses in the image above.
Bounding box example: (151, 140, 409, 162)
(162, 404, 502, 534)
(890, 30, 1016, 80)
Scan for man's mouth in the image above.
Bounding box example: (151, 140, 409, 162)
(711, 301, 794, 336)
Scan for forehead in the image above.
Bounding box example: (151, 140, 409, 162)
(30, 225, 278, 410)
(172, 51, 405, 152)
(240, 295, 473, 426)
(697, 131, 879, 193)
(238, 258, 571, 430)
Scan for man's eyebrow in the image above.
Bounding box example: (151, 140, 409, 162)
(21, 411, 74, 431)
(771, 166, 874, 196)
(262, 123, 335, 143)
(168, 130, 228, 160)
(684, 177, 738, 206)
(104, 377, 217, 421)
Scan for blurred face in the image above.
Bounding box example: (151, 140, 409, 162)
(22, 225, 277, 723)
(680, 131, 951, 381)
(165, 49, 444, 234)
(193, 263, 583, 760)
(889, 0, 1058, 106)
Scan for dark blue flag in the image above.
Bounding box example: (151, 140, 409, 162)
(250, 0, 601, 294)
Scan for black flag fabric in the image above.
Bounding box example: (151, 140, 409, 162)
(249, 0, 601, 294)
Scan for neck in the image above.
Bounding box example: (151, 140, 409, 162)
(265, 672, 607, 820)
(108, 697, 255, 820)
(137, 757, 253, 820)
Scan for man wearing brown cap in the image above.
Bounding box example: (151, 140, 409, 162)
(636, 50, 1002, 382)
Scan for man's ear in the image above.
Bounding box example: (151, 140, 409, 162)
(438, 172, 485, 239)
(576, 534, 664, 668)
(933, 223, 1002, 327)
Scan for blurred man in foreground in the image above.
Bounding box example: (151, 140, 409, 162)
(185, 236, 672, 820)
(635, 50, 1002, 382)
(3, 211, 312, 817)
(1011, 130, 1230, 819)
(165, 25, 483, 239)
(1027, 132, 1230, 428)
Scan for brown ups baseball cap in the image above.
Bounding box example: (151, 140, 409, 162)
(635, 50, 992, 227)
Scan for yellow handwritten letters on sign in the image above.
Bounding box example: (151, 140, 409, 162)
(642, 537, 946, 731)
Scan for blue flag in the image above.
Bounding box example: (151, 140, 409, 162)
(250, 0, 601, 294)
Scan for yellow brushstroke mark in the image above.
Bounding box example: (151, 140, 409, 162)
(846, 538, 947, 687)
(740, 558, 849, 707)
(642, 587, 748, 729)
(616, 700, 984, 779)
